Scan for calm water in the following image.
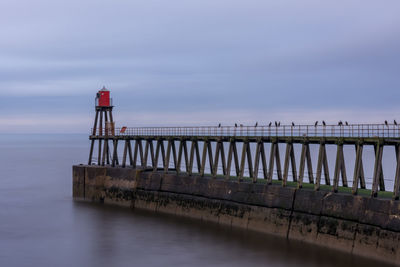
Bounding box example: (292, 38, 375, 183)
(0, 134, 395, 267)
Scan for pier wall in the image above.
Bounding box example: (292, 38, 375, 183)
(73, 165, 400, 265)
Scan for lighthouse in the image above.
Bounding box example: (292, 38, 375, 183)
(88, 87, 115, 165)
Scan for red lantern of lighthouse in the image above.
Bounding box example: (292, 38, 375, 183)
(96, 87, 112, 107)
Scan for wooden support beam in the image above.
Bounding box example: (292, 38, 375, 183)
(177, 140, 184, 174)
(352, 144, 363, 195)
(183, 140, 189, 173)
(220, 142, 226, 176)
(198, 140, 214, 176)
(260, 142, 268, 180)
(92, 110, 99, 135)
(164, 139, 172, 173)
(101, 138, 107, 166)
(267, 142, 283, 182)
(106, 140, 111, 165)
(315, 142, 329, 190)
(340, 149, 348, 187)
(188, 140, 201, 175)
(112, 140, 119, 167)
(359, 152, 366, 189)
(374, 145, 385, 191)
(160, 140, 166, 169)
(127, 140, 133, 166)
(268, 142, 276, 184)
(283, 143, 291, 187)
(275, 143, 282, 181)
(226, 141, 240, 180)
(372, 144, 384, 197)
(323, 145, 330, 185)
(154, 140, 160, 171)
(99, 110, 103, 136)
(97, 139, 102, 166)
(122, 140, 128, 168)
(200, 140, 209, 176)
(171, 140, 177, 171)
(207, 141, 214, 174)
(290, 143, 297, 182)
(104, 109, 108, 123)
(154, 139, 165, 171)
(232, 141, 240, 177)
(333, 144, 346, 192)
(108, 143, 112, 165)
(306, 144, 314, 184)
(246, 142, 253, 179)
(88, 139, 95, 165)
(188, 141, 195, 175)
(226, 141, 233, 180)
(147, 140, 155, 168)
(109, 110, 114, 123)
(143, 140, 150, 167)
(253, 142, 261, 182)
(104, 110, 109, 138)
(194, 140, 201, 173)
(393, 144, 400, 200)
(133, 139, 139, 168)
(138, 139, 144, 166)
(212, 141, 222, 178)
(115, 141, 119, 166)
(283, 142, 297, 186)
(111, 140, 116, 166)
(298, 143, 307, 188)
(177, 140, 189, 174)
(239, 141, 248, 181)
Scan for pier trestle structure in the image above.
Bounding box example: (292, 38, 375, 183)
(88, 125, 400, 200)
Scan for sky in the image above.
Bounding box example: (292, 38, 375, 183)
(0, 0, 400, 133)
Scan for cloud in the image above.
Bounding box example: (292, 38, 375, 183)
(118, 108, 400, 126)
(0, 0, 400, 132)
(0, 114, 91, 133)
(1, 107, 398, 134)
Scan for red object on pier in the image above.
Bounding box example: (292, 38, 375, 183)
(96, 87, 111, 107)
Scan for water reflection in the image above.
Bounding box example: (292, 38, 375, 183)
(76, 202, 394, 267)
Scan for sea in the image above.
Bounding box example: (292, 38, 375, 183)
(0, 134, 395, 267)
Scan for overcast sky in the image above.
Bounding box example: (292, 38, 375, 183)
(1, 0, 400, 133)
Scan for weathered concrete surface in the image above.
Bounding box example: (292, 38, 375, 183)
(73, 165, 400, 265)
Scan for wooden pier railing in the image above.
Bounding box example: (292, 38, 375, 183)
(94, 124, 400, 138)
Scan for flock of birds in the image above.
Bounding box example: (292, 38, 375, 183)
(217, 120, 398, 128)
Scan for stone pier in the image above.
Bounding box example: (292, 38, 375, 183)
(73, 165, 400, 265)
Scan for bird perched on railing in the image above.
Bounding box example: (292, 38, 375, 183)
(385, 120, 388, 126)
(292, 122, 295, 127)
(275, 121, 278, 127)
(268, 122, 272, 127)
(278, 122, 281, 126)
(218, 123, 221, 128)
(255, 122, 258, 127)
(338, 121, 343, 126)
(394, 120, 397, 125)
(345, 121, 349, 126)
(315, 121, 318, 127)
(235, 123, 237, 127)
(322, 120, 326, 126)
